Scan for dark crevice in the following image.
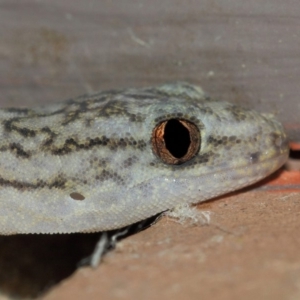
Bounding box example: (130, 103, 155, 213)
(0, 214, 161, 299)
(289, 149, 300, 159)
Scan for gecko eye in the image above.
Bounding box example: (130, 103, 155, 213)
(151, 118, 200, 165)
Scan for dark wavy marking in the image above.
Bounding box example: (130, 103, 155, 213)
(0, 176, 67, 191)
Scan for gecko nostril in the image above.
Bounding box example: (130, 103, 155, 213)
(151, 118, 200, 165)
(249, 152, 260, 164)
(70, 192, 85, 201)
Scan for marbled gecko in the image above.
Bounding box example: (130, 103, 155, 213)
(0, 82, 289, 234)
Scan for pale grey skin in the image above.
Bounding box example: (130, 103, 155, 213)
(0, 82, 289, 234)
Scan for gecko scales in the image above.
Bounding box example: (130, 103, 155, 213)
(0, 82, 289, 234)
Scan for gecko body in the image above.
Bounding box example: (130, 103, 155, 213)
(0, 82, 289, 234)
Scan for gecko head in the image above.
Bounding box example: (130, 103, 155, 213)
(145, 83, 289, 204)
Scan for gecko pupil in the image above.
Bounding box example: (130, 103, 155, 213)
(151, 118, 201, 165)
(164, 119, 190, 158)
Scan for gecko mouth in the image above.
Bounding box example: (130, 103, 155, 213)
(198, 149, 289, 190)
(227, 148, 288, 179)
(245, 149, 289, 176)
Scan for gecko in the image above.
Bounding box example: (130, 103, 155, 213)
(0, 82, 289, 235)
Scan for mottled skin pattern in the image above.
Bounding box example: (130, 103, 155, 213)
(0, 82, 289, 234)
